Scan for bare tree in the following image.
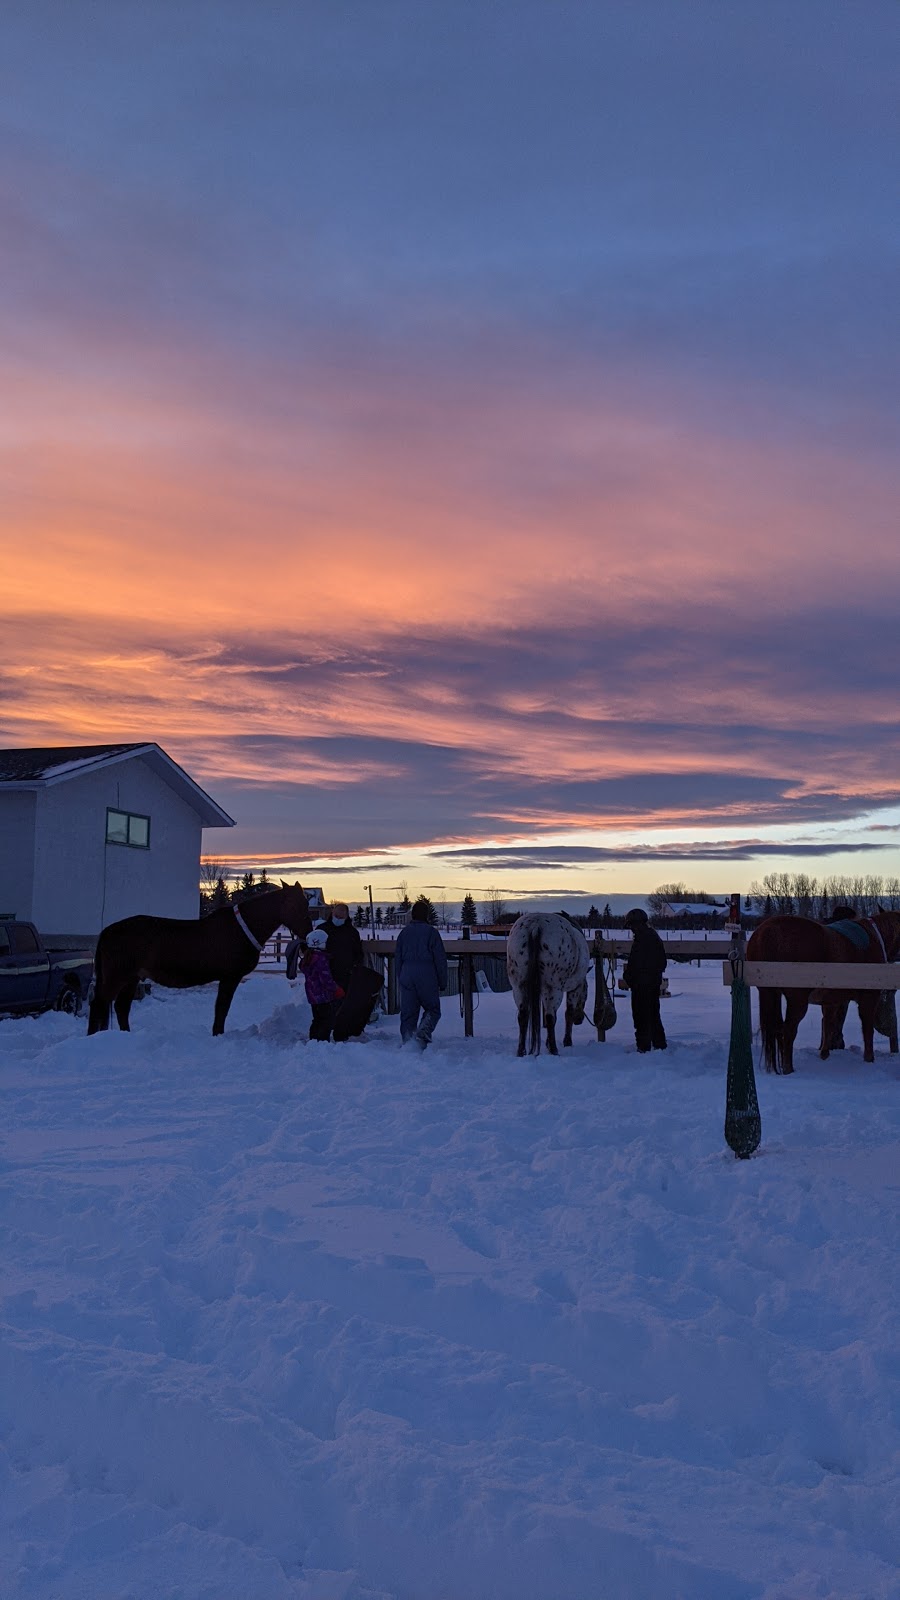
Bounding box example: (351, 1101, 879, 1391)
(648, 882, 688, 915)
(200, 858, 226, 890)
(485, 887, 507, 923)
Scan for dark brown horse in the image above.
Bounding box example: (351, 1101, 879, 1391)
(87, 881, 313, 1036)
(746, 911, 900, 1074)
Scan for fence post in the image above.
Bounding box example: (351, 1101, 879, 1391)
(386, 953, 399, 1015)
(724, 891, 761, 1159)
(460, 924, 474, 1037)
(592, 934, 608, 1041)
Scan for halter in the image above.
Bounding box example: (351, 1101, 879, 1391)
(862, 916, 889, 962)
(233, 904, 263, 953)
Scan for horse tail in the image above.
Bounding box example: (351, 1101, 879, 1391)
(524, 928, 543, 1054)
(757, 986, 783, 1074)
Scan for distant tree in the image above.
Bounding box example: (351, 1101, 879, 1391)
(397, 880, 411, 914)
(485, 886, 507, 924)
(413, 894, 438, 924)
(211, 875, 231, 911)
(375, 905, 383, 927)
(354, 904, 365, 927)
(602, 902, 613, 928)
(199, 857, 227, 914)
(461, 893, 478, 927)
(586, 904, 601, 928)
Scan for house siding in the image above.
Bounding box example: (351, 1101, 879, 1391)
(0, 791, 37, 919)
(30, 756, 204, 936)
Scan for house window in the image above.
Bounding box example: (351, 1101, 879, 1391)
(106, 808, 150, 849)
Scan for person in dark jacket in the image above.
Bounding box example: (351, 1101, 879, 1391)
(299, 928, 344, 1041)
(396, 901, 448, 1049)
(622, 907, 667, 1053)
(320, 902, 364, 991)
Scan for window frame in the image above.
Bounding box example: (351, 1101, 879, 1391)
(106, 807, 151, 850)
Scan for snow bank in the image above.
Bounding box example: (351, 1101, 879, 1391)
(2, 969, 899, 1598)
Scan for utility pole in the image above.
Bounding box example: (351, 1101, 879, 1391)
(365, 883, 375, 938)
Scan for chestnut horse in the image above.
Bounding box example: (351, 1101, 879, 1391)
(87, 881, 313, 1036)
(746, 911, 900, 1074)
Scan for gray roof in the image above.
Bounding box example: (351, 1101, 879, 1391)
(0, 743, 235, 828)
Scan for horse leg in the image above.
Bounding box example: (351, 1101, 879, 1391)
(858, 995, 877, 1063)
(563, 1000, 575, 1046)
(516, 1002, 530, 1057)
(545, 1009, 559, 1056)
(114, 980, 139, 1032)
(820, 1000, 848, 1057)
(87, 988, 111, 1034)
(781, 990, 808, 1074)
(758, 988, 783, 1073)
(213, 974, 242, 1036)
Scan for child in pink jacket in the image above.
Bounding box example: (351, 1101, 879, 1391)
(299, 928, 344, 1041)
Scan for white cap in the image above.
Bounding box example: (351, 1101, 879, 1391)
(306, 928, 327, 950)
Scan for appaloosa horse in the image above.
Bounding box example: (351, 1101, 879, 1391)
(87, 881, 313, 1036)
(746, 910, 900, 1074)
(507, 912, 591, 1056)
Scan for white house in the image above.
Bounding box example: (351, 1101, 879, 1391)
(0, 743, 235, 937)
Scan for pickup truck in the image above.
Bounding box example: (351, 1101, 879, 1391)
(0, 919, 95, 1017)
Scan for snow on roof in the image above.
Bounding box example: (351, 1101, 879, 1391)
(0, 743, 234, 827)
(662, 901, 727, 916)
(0, 744, 143, 783)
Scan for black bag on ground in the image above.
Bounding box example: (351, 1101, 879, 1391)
(332, 965, 384, 1041)
(593, 965, 617, 1032)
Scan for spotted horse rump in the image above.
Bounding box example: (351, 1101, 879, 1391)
(506, 912, 591, 1056)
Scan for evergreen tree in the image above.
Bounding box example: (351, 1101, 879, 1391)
(212, 875, 231, 910)
(354, 905, 365, 927)
(461, 893, 478, 927)
(375, 905, 383, 927)
(602, 903, 612, 927)
(587, 904, 601, 928)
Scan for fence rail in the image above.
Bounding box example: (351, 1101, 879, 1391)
(725, 961, 900, 990)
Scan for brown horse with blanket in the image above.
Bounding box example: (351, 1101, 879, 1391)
(746, 911, 900, 1074)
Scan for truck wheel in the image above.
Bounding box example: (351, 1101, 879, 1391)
(57, 985, 81, 1016)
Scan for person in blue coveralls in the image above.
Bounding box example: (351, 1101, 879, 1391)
(395, 899, 448, 1050)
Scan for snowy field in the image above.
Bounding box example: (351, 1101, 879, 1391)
(2, 966, 900, 1599)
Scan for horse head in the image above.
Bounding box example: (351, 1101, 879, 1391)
(874, 909, 900, 961)
(279, 881, 313, 938)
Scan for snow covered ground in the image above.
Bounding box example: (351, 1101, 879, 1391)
(2, 966, 900, 1599)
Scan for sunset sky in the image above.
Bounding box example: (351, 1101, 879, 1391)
(4, 1, 900, 908)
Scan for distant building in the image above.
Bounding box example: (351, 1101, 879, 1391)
(0, 743, 234, 937)
(659, 899, 727, 922)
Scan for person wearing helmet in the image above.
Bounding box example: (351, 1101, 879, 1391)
(622, 907, 667, 1053)
(299, 927, 345, 1041)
